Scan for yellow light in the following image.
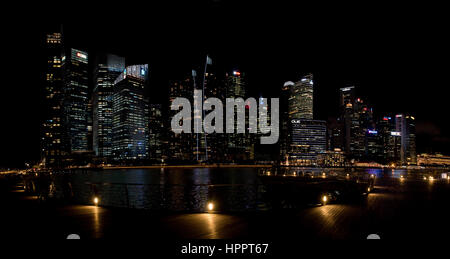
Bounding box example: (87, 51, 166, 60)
(293, 172, 297, 176)
(370, 174, 375, 178)
(207, 202, 214, 211)
(423, 176, 427, 180)
(322, 195, 327, 203)
(267, 171, 271, 176)
(429, 176, 434, 181)
(93, 197, 99, 205)
(367, 187, 371, 192)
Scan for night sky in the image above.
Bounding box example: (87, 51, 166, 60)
(2, 1, 449, 168)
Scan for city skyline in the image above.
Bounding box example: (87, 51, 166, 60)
(29, 25, 425, 168)
(2, 1, 450, 247)
(2, 15, 450, 167)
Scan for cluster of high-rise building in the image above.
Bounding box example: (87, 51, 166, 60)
(165, 70, 255, 164)
(325, 87, 417, 166)
(279, 75, 417, 167)
(279, 74, 327, 166)
(42, 29, 153, 167)
(41, 28, 417, 168)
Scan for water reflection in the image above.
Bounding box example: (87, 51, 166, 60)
(24, 167, 450, 212)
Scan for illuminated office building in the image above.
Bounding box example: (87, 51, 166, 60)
(203, 72, 229, 162)
(112, 65, 149, 161)
(93, 54, 125, 159)
(41, 30, 69, 167)
(396, 114, 417, 165)
(388, 131, 402, 163)
(289, 119, 327, 165)
(282, 75, 326, 164)
(167, 77, 195, 162)
(289, 73, 314, 120)
(63, 48, 90, 153)
(350, 98, 375, 160)
(338, 86, 377, 161)
(378, 116, 401, 163)
(149, 104, 165, 162)
(225, 71, 253, 162)
(365, 129, 383, 162)
(279, 81, 293, 162)
(339, 86, 355, 153)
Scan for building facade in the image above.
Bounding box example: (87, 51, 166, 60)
(42, 30, 69, 168)
(148, 104, 165, 162)
(289, 119, 327, 165)
(63, 48, 90, 153)
(417, 153, 450, 166)
(93, 54, 125, 160)
(289, 73, 314, 120)
(396, 114, 417, 165)
(167, 77, 195, 162)
(112, 65, 149, 161)
(224, 71, 254, 162)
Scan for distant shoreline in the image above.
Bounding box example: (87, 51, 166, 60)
(101, 164, 273, 170)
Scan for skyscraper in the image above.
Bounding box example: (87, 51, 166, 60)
(365, 129, 383, 162)
(378, 116, 401, 164)
(203, 71, 228, 162)
(93, 54, 125, 160)
(339, 86, 355, 154)
(112, 65, 149, 161)
(225, 71, 253, 162)
(279, 81, 294, 162)
(349, 97, 374, 160)
(63, 48, 90, 152)
(289, 119, 327, 165)
(148, 104, 165, 162)
(338, 86, 378, 162)
(42, 30, 69, 168)
(289, 73, 314, 120)
(168, 76, 195, 162)
(282, 74, 327, 165)
(396, 114, 417, 165)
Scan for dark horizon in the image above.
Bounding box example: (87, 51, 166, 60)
(2, 1, 449, 168)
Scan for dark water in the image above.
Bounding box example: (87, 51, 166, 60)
(25, 167, 450, 212)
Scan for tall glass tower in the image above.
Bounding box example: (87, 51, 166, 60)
(63, 48, 90, 152)
(93, 54, 125, 159)
(396, 114, 417, 165)
(290, 73, 313, 120)
(225, 71, 253, 162)
(112, 65, 149, 161)
(42, 30, 69, 168)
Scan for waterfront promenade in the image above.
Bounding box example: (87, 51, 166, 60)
(2, 172, 450, 240)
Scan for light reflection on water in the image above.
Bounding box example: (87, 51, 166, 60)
(29, 167, 450, 212)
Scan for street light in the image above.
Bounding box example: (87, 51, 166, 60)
(93, 197, 99, 206)
(321, 195, 328, 205)
(207, 202, 214, 211)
